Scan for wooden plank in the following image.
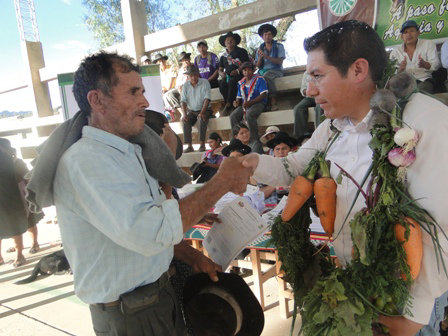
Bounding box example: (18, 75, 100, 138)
(144, 0, 316, 53)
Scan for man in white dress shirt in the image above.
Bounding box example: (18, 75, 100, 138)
(242, 20, 448, 336)
(390, 20, 440, 94)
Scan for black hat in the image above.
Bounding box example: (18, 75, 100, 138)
(152, 53, 168, 63)
(258, 23, 277, 38)
(222, 139, 252, 157)
(241, 61, 255, 71)
(184, 65, 199, 75)
(400, 20, 419, 33)
(183, 272, 264, 336)
(266, 131, 298, 149)
(190, 162, 206, 181)
(219, 31, 241, 47)
(178, 51, 192, 62)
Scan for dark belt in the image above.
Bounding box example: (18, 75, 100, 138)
(94, 266, 176, 309)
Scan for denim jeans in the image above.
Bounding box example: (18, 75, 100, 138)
(416, 289, 448, 335)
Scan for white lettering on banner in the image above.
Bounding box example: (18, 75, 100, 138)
(384, 24, 401, 40)
(419, 20, 432, 33)
(436, 20, 445, 34)
(440, 0, 448, 16)
(391, 4, 404, 22)
(406, 4, 436, 21)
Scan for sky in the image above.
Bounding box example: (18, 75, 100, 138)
(0, 1, 319, 113)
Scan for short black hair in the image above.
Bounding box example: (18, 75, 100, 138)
(73, 51, 140, 115)
(208, 132, 222, 144)
(232, 122, 249, 137)
(304, 20, 387, 84)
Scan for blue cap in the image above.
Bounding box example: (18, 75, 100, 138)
(400, 20, 419, 33)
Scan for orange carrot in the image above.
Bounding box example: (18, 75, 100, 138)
(281, 175, 314, 222)
(314, 177, 337, 236)
(395, 217, 423, 280)
(313, 156, 337, 236)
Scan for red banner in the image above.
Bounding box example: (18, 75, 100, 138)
(318, 0, 378, 29)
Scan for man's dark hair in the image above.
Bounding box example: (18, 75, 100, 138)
(232, 122, 249, 137)
(73, 51, 140, 115)
(304, 20, 387, 84)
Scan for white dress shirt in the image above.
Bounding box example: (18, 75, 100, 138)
(390, 39, 440, 81)
(253, 93, 448, 325)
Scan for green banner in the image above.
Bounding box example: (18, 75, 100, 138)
(376, 0, 448, 46)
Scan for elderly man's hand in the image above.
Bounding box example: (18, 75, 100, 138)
(197, 213, 221, 226)
(216, 157, 252, 194)
(191, 253, 222, 282)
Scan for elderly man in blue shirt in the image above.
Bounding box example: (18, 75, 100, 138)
(53, 51, 252, 336)
(255, 23, 286, 111)
(180, 65, 213, 153)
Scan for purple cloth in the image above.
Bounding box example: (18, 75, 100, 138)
(194, 53, 219, 80)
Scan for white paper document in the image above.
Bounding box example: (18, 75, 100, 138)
(203, 197, 268, 270)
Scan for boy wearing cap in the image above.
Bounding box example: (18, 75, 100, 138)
(255, 23, 286, 111)
(390, 20, 440, 93)
(218, 31, 250, 116)
(181, 65, 213, 153)
(194, 40, 219, 88)
(230, 62, 268, 148)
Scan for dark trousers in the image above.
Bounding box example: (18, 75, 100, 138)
(89, 278, 186, 336)
(219, 74, 243, 104)
(183, 108, 213, 144)
(293, 97, 322, 139)
(230, 102, 266, 143)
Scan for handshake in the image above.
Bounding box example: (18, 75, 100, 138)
(213, 154, 260, 194)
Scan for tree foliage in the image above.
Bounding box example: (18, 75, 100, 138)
(82, 0, 295, 61)
(82, 0, 175, 48)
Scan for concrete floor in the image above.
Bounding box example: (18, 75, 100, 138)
(0, 211, 300, 336)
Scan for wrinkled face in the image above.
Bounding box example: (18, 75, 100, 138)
(235, 127, 250, 144)
(401, 27, 419, 45)
(99, 69, 149, 139)
(207, 139, 219, 150)
(197, 44, 208, 55)
(262, 31, 273, 43)
(273, 143, 291, 158)
(188, 73, 199, 86)
(242, 67, 254, 79)
(229, 151, 243, 158)
(305, 49, 354, 121)
(225, 36, 236, 49)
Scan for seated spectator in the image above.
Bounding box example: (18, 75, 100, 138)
(230, 62, 268, 149)
(181, 65, 213, 153)
(232, 122, 263, 155)
(293, 72, 322, 140)
(218, 32, 250, 116)
(442, 40, 448, 91)
(389, 20, 440, 93)
(196, 132, 225, 183)
(154, 53, 180, 121)
(255, 24, 285, 111)
(259, 131, 298, 204)
(194, 40, 219, 89)
(260, 125, 280, 156)
(162, 52, 192, 121)
(141, 55, 151, 65)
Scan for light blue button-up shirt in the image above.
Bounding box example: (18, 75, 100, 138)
(53, 126, 183, 304)
(180, 78, 211, 111)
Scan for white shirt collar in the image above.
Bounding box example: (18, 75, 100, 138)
(332, 109, 374, 133)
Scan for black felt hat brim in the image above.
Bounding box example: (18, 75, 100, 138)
(221, 140, 251, 157)
(183, 272, 264, 336)
(266, 132, 298, 149)
(258, 24, 277, 37)
(219, 32, 242, 47)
